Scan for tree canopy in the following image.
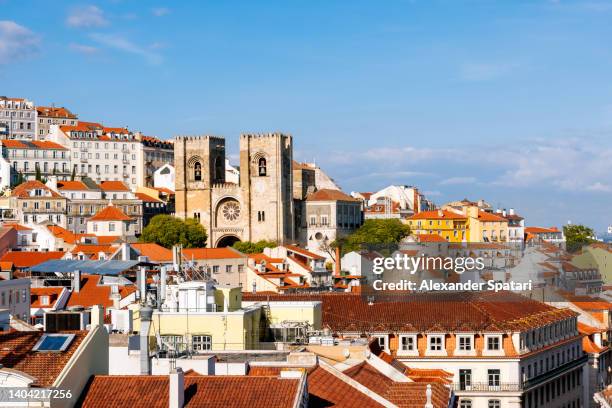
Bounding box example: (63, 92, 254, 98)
(232, 240, 277, 254)
(563, 224, 595, 252)
(139, 215, 207, 248)
(339, 219, 411, 255)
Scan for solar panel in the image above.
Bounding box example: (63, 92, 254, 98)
(33, 334, 75, 352)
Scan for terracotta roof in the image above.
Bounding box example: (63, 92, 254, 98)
(89, 205, 132, 221)
(477, 211, 508, 222)
(307, 366, 385, 407)
(99, 181, 130, 192)
(11, 180, 63, 198)
(95, 236, 122, 245)
(0, 261, 13, 271)
(0, 330, 87, 387)
(342, 362, 451, 408)
(36, 106, 77, 119)
(243, 291, 577, 333)
(306, 189, 360, 202)
(67, 274, 135, 308)
(31, 287, 65, 308)
(0, 251, 64, 268)
(182, 247, 245, 260)
(103, 127, 130, 134)
(525, 226, 560, 234)
(154, 187, 175, 195)
(3, 223, 32, 231)
(416, 233, 447, 243)
(78, 375, 302, 407)
(409, 209, 466, 220)
(135, 192, 162, 203)
(70, 244, 116, 259)
(57, 181, 90, 191)
(1, 140, 67, 150)
(285, 245, 325, 260)
(131, 243, 173, 262)
(59, 121, 103, 133)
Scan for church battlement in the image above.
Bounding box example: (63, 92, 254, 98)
(211, 182, 240, 190)
(175, 135, 225, 142)
(240, 132, 292, 139)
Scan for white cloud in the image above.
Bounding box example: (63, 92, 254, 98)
(89, 33, 162, 64)
(460, 62, 521, 82)
(0, 21, 39, 63)
(67, 5, 108, 28)
(151, 7, 170, 17)
(69, 43, 98, 54)
(439, 176, 477, 185)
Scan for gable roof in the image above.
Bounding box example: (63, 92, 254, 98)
(67, 274, 135, 308)
(78, 374, 302, 408)
(99, 181, 130, 192)
(31, 287, 65, 308)
(182, 247, 245, 260)
(131, 243, 173, 262)
(409, 209, 466, 220)
(285, 245, 325, 260)
(11, 180, 63, 199)
(306, 188, 359, 202)
(57, 181, 90, 191)
(0, 251, 64, 268)
(0, 330, 87, 387)
(89, 205, 132, 222)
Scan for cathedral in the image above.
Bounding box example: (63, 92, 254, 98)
(174, 133, 296, 247)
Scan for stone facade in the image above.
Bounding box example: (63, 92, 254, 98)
(174, 133, 295, 247)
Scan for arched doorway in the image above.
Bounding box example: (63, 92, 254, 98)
(216, 235, 241, 248)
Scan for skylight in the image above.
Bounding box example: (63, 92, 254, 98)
(32, 334, 75, 352)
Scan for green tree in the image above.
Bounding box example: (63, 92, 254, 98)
(139, 215, 207, 248)
(232, 240, 277, 254)
(70, 166, 76, 181)
(341, 219, 411, 255)
(563, 224, 595, 252)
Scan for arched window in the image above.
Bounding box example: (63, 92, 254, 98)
(194, 162, 202, 181)
(258, 157, 267, 176)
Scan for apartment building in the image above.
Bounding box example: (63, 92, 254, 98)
(408, 209, 469, 242)
(244, 291, 588, 408)
(49, 122, 141, 190)
(0, 140, 70, 189)
(9, 180, 68, 228)
(36, 106, 78, 139)
(0, 96, 36, 140)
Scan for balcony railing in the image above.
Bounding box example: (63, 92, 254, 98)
(453, 382, 522, 392)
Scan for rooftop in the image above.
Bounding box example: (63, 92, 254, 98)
(0, 251, 64, 269)
(89, 205, 132, 222)
(306, 188, 360, 202)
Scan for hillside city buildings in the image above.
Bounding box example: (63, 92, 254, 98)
(0, 94, 610, 407)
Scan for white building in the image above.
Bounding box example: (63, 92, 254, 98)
(225, 159, 240, 184)
(153, 163, 175, 191)
(0, 278, 31, 322)
(86, 204, 138, 238)
(0, 140, 70, 188)
(0, 97, 36, 140)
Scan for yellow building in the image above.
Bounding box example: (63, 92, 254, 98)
(463, 206, 509, 243)
(407, 209, 468, 242)
(131, 282, 321, 352)
(571, 243, 612, 283)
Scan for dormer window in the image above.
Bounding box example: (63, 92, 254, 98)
(428, 335, 444, 351)
(458, 335, 473, 351)
(40, 295, 50, 306)
(486, 335, 501, 350)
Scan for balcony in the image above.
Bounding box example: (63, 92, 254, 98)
(452, 382, 522, 392)
(522, 354, 588, 390)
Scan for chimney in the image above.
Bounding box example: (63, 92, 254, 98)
(169, 367, 185, 408)
(45, 176, 58, 193)
(509, 208, 515, 216)
(138, 266, 147, 300)
(424, 384, 433, 408)
(334, 246, 341, 277)
(121, 242, 130, 261)
(502, 209, 507, 217)
(139, 306, 153, 375)
(72, 270, 81, 293)
(90, 305, 104, 327)
(172, 245, 182, 271)
(160, 266, 167, 305)
(437, 209, 443, 217)
(110, 285, 121, 309)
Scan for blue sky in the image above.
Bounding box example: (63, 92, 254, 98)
(1, 0, 612, 232)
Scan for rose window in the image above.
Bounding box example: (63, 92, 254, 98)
(222, 201, 241, 222)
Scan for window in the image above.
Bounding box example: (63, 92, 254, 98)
(459, 369, 472, 391)
(374, 335, 388, 351)
(258, 157, 267, 176)
(428, 335, 443, 351)
(225, 265, 233, 273)
(321, 215, 329, 226)
(109, 222, 115, 232)
(40, 295, 50, 306)
(460, 400, 472, 408)
(33, 334, 75, 352)
(212, 266, 219, 274)
(487, 336, 501, 350)
(488, 369, 500, 387)
(160, 335, 184, 352)
(458, 335, 472, 351)
(400, 335, 415, 351)
(487, 400, 500, 408)
(192, 335, 212, 351)
(309, 216, 316, 226)
(194, 161, 202, 181)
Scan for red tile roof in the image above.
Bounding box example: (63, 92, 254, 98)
(3, 223, 32, 231)
(1, 140, 67, 150)
(57, 180, 90, 191)
(67, 274, 135, 308)
(11, 180, 63, 198)
(131, 243, 173, 262)
(31, 287, 65, 308)
(0, 330, 87, 387)
(409, 209, 466, 220)
(78, 375, 302, 408)
(0, 251, 64, 268)
(182, 247, 245, 260)
(477, 211, 508, 222)
(99, 181, 130, 192)
(135, 192, 162, 202)
(306, 189, 360, 202)
(70, 244, 116, 259)
(285, 245, 325, 260)
(243, 291, 577, 333)
(416, 233, 447, 243)
(36, 106, 77, 119)
(89, 205, 132, 221)
(307, 366, 385, 407)
(526, 226, 560, 234)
